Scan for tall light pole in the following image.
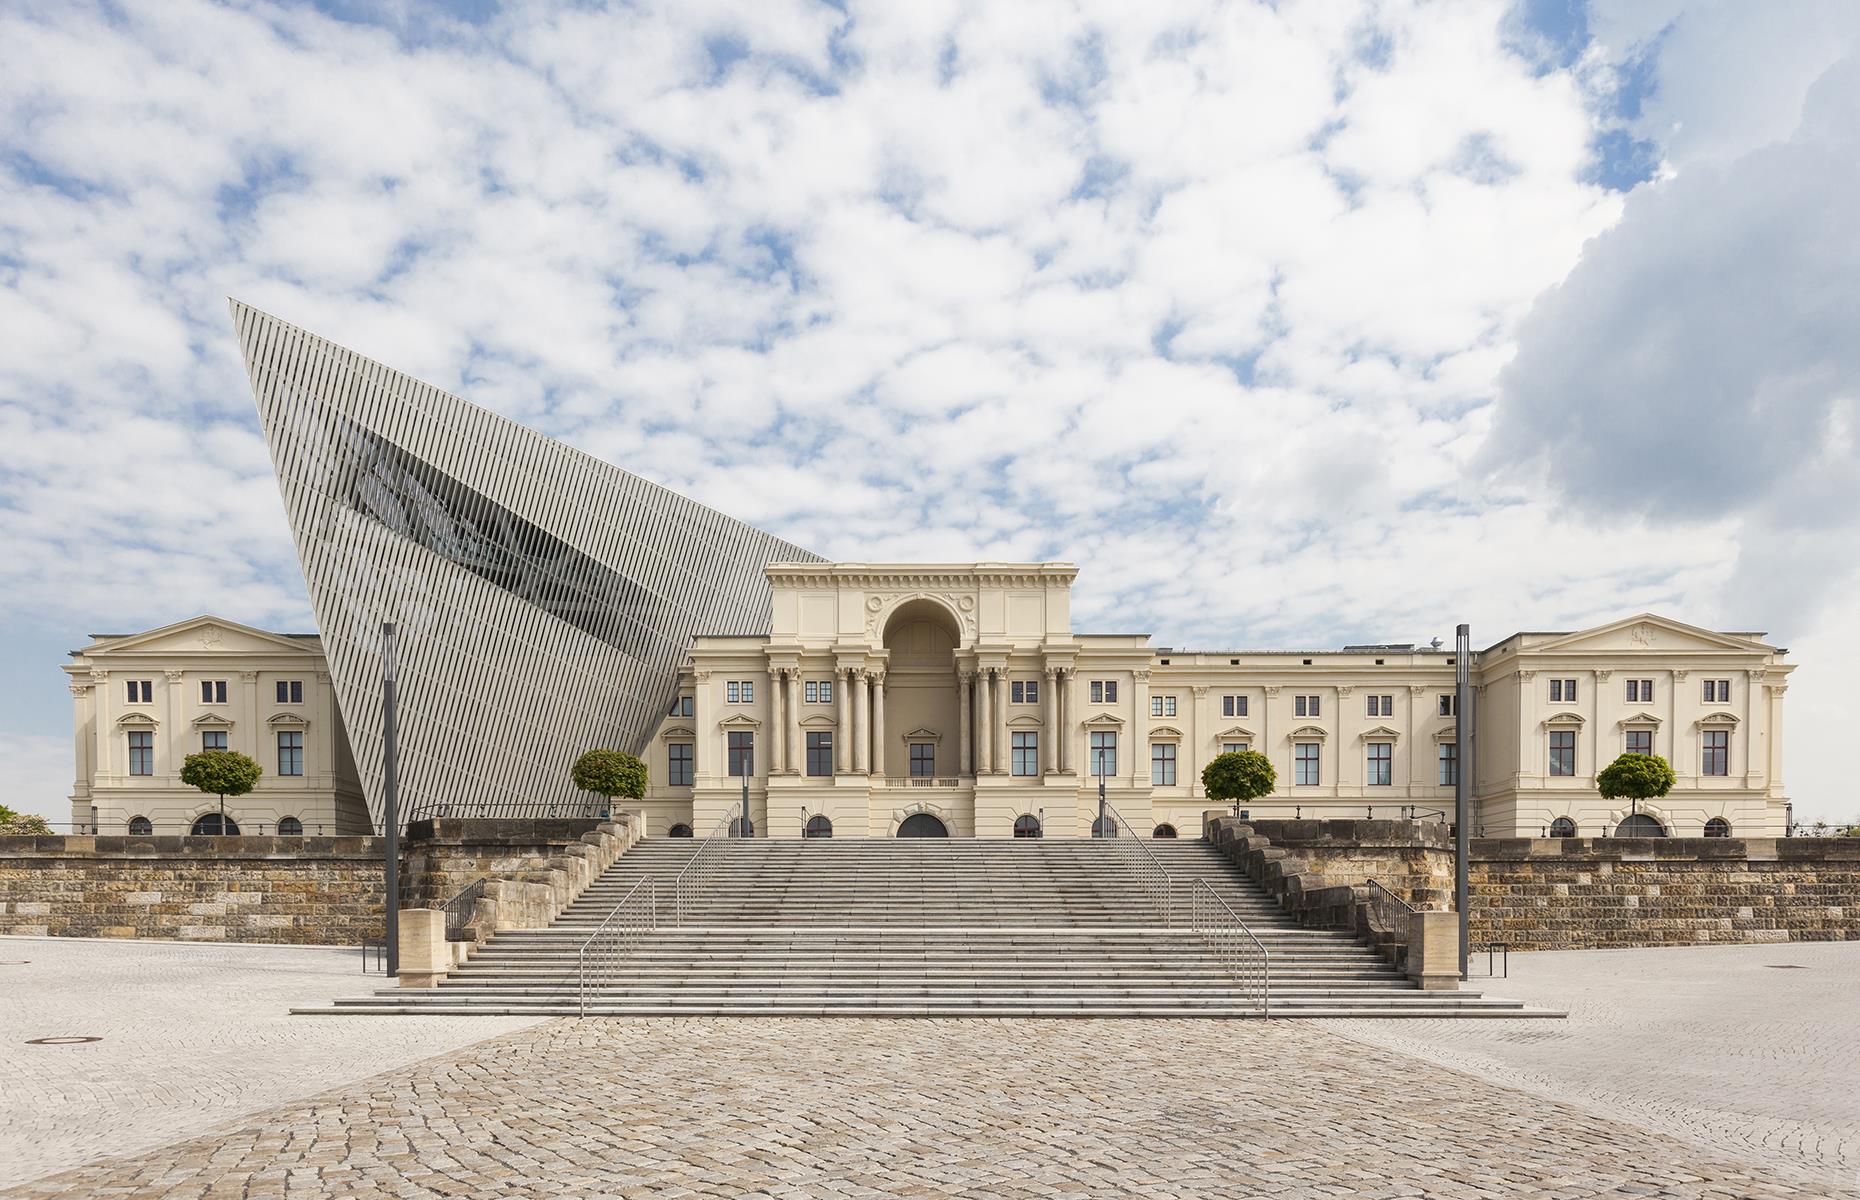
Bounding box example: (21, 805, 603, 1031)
(1454, 623, 1471, 981)
(1094, 743, 1108, 836)
(382, 622, 400, 977)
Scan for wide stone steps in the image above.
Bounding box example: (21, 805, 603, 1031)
(296, 836, 1562, 1019)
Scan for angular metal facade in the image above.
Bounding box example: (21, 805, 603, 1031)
(231, 300, 821, 830)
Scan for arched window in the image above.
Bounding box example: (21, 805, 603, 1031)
(804, 815, 833, 839)
(1615, 813, 1667, 838)
(729, 817, 755, 838)
(1548, 817, 1577, 838)
(1704, 817, 1732, 838)
(897, 813, 948, 838)
(1152, 824, 1179, 839)
(668, 823, 694, 838)
(277, 816, 303, 836)
(1013, 814, 1042, 839)
(1091, 816, 1119, 837)
(128, 816, 152, 836)
(190, 813, 240, 836)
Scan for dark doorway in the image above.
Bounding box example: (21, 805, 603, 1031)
(897, 813, 949, 838)
(805, 815, 833, 839)
(1013, 814, 1042, 838)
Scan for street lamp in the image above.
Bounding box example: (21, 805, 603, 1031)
(1093, 743, 1108, 837)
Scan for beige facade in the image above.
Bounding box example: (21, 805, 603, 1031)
(636, 564, 1794, 840)
(64, 616, 367, 836)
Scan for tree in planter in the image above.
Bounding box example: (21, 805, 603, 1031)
(570, 749, 648, 819)
(1201, 750, 1277, 820)
(1596, 752, 1676, 830)
(179, 749, 263, 835)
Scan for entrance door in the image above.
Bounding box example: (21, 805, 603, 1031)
(897, 813, 949, 838)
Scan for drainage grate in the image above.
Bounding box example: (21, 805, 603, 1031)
(25, 1036, 102, 1046)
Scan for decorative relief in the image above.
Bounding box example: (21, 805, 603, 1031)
(1595, 669, 1612, 682)
(164, 669, 184, 682)
(1629, 624, 1657, 647)
(198, 627, 223, 648)
(863, 591, 978, 643)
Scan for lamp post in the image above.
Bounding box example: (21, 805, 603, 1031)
(1454, 623, 1472, 982)
(382, 622, 400, 977)
(1094, 745, 1108, 837)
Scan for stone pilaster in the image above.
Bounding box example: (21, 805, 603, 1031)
(769, 667, 785, 775)
(1042, 666, 1058, 774)
(853, 669, 871, 774)
(835, 667, 851, 774)
(976, 668, 994, 776)
(958, 671, 974, 777)
(870, 671, 886, 778)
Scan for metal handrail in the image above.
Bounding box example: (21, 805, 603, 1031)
(1189, 878, 1270, 1015)
(1098, 801, 1173, 925)
(439, 876, 489, 942)
(576, 877, 657, 1017)
(1364, 878, 1421, 962)
(671, 812, 735, 926)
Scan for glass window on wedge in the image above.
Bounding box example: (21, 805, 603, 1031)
(805, 732, 833, 778)
(1293, 694, 1320, 718)
(1011, 732, 1039, 777)
(726, 731, 755, 778)
(1294, 742, 1320, 786)
(667, 695, 694, 717)
(1625, 729, 1653, 757)
(667, 742, 693, 787)
(201, 729, 228, 752)
(1150, 742, 1176, 786)
(1365, 694, 1393, 718)
(725, 680, 755, 705)
(1221, 694, 1248, 718)
(1437, 741, 1457, 786)
(1089, 679, 1118, 704)
(1221, 741, 1249, 756)
(1088, 731, 1117, 777)
(1366, 742, 1392, 786)
(909, 742, 935, 778)
(199, 679, 227, 705)
(276, 679, 303, 704)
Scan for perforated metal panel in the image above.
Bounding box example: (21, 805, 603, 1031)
(231, 300, 820, 830)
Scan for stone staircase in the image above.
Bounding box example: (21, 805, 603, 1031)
(299, 836, 1561, 1018)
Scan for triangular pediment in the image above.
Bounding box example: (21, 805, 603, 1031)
(85, 615, 321, 658)
(1532, 614, 1768, 656)
(901, 726, 943, 744)
(718, 714, 762, 731)
(1358, 724, 1401, 741)
(1082, 712, 1125, 728)
(1215, 725, 1256, 741)
(191, 711, 235, 728)
(1617, 711, 1663, 728)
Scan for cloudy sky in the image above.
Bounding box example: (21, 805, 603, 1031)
(3, 0, 1855, 824)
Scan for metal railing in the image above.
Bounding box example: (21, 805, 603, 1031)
(671, 813, 736, 926)
(1097, 801, 1173, 925)
(1364, 878, 1417, 940)
(439, 876, 489, 942)
(1189, 878, 1269, 1015)
(576, 878, 657, 1017)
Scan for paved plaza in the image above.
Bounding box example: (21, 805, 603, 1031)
(2, 936, 1857, 1199)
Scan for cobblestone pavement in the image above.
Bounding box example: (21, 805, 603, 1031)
(0, 936, 542, 1190)
(1332, 940, 1860, 1193)
(7, 1012, 1859, 1199)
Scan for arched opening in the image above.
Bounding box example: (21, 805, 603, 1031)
(805, 815, 833, 839)
(1615, 813, 1667, 838)
(277, 816, 304, 837)
(882, 599, 963, 780)
(128, 816, 152, 836)
(1548, 817, 1577, 838)
(668, 823, 694, 838)
(1704, 817, 1732, 838)
(897, 812, 949, 838)
(191, 813, 240, 836)
(1152, 823, 1178, 839)
(1013, 814, 1042, 838)
(729, 817, 755, 838)
(1091, 815, 1119, 837)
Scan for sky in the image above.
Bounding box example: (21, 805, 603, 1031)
(2, 0, 1856, 825)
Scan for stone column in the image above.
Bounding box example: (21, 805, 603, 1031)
(871, 672, 887, 777)
(769, 668, 786, 775)
(853, 668, 871, 774)
(784, 670, 799, 775)
(977, 667, 994, 775)
(164, 669, 184, 782)
(1057, 669, 1070, 774)
(959, 670, 974, 776)
(835, 667, 851, 774)
(995, 668, 1011, 776)
(1130, 669, 1151, 784)
(1042, 666, 1058, 774)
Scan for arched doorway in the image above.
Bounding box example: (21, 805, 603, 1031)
(882, 599, 963, 780)
(729, 817, 755, 838)
(805, 815, 833, 839)
(1704, 817, 1732, 838)
(1013, 814, 1042, 838)
(1615, 813, 1666, 837)
(668, 823, 694, 838)
(1548, 817, 1577, 838)
(191, 813, 239, 836)
(897, 813, 949, 838)
(1152, 823, 1178, 838)
(1091, 815, 1119, 837)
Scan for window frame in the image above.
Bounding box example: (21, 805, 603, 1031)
(126, 679, 153, 704)
(1294, 694, 1320, 718)
(1625, 729, 1654, 758)
(1366, 741, 1392, 786)
(1222, 694, 1248, 718)
(1221, 741, 1249, 756)
(666, 742, 694, 787)
(1437, 741, 1457, 786)
(727, 731, 755, 778)
(276, 680, 303, 704)
(1548, 729, 1576, 777)
(1438, 693, 1456, 717)
(127, 730, 154, 776)
(805, 731, 834, 778)
(909, 742, 935, 778)
(1089, 680, 1118, 704)
(1149, 741, 1176, 786)
(1294, 742, 1320, 786)
(200, 680, 228, 705)
(1088, 730, 1117, 778)
(1550, 678, 1578, 703)
(201, 730, 228, 752)
(277, 730, 304, 777)
(1010, 731, 1039, 777)
(1701, 729, 1730, 777)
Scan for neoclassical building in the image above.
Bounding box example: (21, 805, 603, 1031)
(64, 616, 367, 836)
(634, 562, 1794, 840)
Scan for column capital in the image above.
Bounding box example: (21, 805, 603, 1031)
(164, 669, 185, 682)
(1042, 664, 1057, 679)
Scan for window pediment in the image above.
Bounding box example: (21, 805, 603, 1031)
(1148, 725, 1183, 740)
(1617, 711, 1662, 728)
(1006, 713, 1044, 727)
(115, 711, 158, 728)
(659, 725, 695, 740)
(900, 726, 943, 744)
(266, 711, 309, 729)
(1288, 724, 1328, 741)
(1434, 724, 1457, 743)
(798, 714, 836, 728)
(1215, 724, 1256, 742)
(1082, 712, 1125, 729)
(1695, 710, 1740, 728)
(191, 712, 234, 729)
(1358, 724, 1400, 742)
(718, 714, 762, 731)
(1541, 712, 1586, 728)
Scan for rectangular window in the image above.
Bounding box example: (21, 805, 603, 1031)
(727, 731, 754, 778)
(1090, 680, 1118, 704)
(1438, 693, 1456, 717)
(1702, 730, 1729, 776)
(667, 695, 693, 717)
(128, 730, 154, 776)
(806, 732, 833, 777)
(1149, 694, 1176, 717)
(1550, 678, 1577, 703)
(726, 680, 755, 705)
(1366, 742, 1392, 786)
(804, 679, 833, 705)
(1222, 695, 1248, 718)
(1294, 694, 1320, 718)
(1011, 732, 1039, 777)
(1549, 730, 1576, 776)
(1294, 742, 1320, 786)
(1437, 742, 1457, 786)
(1626, 679, 1654, 703)
(667, 742, 693, 786)
(909, 743, 935, 778)
(202, 730, 228, 752)
(199, 680, 227, 705)
(1704, 679, 1731, 703)
(126, 680, 152, 704)
(1011, 680, 1040, 705)
(277, 730, 304, 777)
(1221, 741, 1249, 755)
(1150, 742, 1176, 786)
(276, 680, 303, 704)
(1088, 731, 1117, 778)
(1366, 694, 1392, 717)
(1625, 729, 1653, 757)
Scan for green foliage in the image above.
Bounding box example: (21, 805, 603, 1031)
(1201, 750, 1276, 808)
(0, 805, 54, 835)
(179, 750, 263, 800)
(571, 749, 648, 800)
(1595, 752, 1676, 802)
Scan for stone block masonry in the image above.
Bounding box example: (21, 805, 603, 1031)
(0, 835, 386, 944)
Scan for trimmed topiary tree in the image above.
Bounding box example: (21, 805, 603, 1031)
(179, 749, 263, 834)
(1201, 749, 1277, 818)
(571, 749, 648, 818)
(1596, 752, 1676, 812)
